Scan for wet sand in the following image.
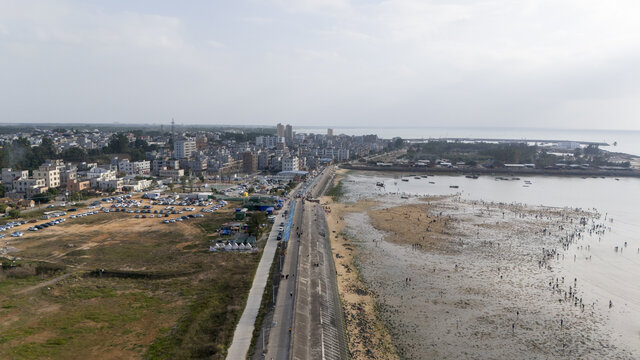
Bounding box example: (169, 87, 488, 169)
(336, 191, 636, 359)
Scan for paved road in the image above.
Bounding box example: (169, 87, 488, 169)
(226, 201, 292, 360)
(264, 201, 304, 359)
(290, 198, 347, 360)
(263, 166, 348, 360)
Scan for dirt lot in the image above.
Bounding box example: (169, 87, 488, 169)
(0, 198, 261, 359)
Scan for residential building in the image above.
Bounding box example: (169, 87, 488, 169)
(14, 178, 46, 193)
(118, 159, 151, 176)
(285, 124, 293, 146)
(1, 169, 29, 190)
(33, 167, 61, 189)
(158, 168, 184, 179)
(276, 123, 285, 137)
(174, 138, 196, 159)
(242, 152, 258, 173)
(282, 156, 299, 172)
(67, 179, 91, 193)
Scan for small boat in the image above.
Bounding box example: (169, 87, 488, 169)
(449, 185, 459, 188)
(402, 179, 409, 182)
(376, 182, 385, 187)
(511, 177, 520, 180)
(523, 185, 529, 187)
(401, 195, 409, 199)
(414, 177, 421, 180)
(421, 175, 429, 178)
(465, 175, 478, 179)
(429, 181, 435, 184)
(615, 178, 620, 181)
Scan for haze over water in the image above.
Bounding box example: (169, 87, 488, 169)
(351, 172, 640, 354)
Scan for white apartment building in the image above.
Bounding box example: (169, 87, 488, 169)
(33, 167, 61, 188)
(158, 168, 184, 179)
(282, 156, 300, 172)
(14, 178, 46, 193)
(1, 169, 29, 190)
(255, 136, 284, 148)
(86, 167, 116, 180)
(174, 139, 196, 159)
(118, 159, 151, 176)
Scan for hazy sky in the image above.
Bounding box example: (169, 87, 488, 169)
(2, 0, 640, 130)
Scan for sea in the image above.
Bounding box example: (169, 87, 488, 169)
(295, 126, 640, 156)
(348, 171, 640, 354)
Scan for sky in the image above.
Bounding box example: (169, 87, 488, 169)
(1, 0, 640, 130)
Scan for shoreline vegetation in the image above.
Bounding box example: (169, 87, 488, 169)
(323, 169, 399, 360)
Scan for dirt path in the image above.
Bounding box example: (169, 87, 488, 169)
(15, 273, 73, 295)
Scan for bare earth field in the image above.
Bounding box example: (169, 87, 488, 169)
(0, 200, 260, 360)
(330, 188, 636, 359)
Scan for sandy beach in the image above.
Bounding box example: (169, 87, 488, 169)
(327, 173, 637, 359)
(322, 170, 399, 360)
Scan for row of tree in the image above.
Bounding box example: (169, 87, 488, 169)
(0, 134, 158, 171)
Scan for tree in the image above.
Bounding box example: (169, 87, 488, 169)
(60, 147, 88, 162)
(8, 209, 20, 218)
(247, 212, 266, 236)
(32, 192, 54, 204)
(108, 134, 130, 154)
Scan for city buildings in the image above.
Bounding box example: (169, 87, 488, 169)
(0, 124, 390, 200)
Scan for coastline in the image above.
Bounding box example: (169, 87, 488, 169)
(322, 170, 399, 360)
(332, 171, 638, 359)
(341, 163, 640, 178)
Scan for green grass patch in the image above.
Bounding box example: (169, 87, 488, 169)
(327, 179, 345, 201)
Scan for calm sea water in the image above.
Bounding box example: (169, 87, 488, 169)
(297, 126, 640, 156)
(349, 172, 640, 352)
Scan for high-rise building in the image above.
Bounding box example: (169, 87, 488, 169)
(285, 124, 293, 146)
(276, 123, 285, 137)
(174, 138, 196, 159)
(327, 128, 334, 137)
(242, 152, 258, 173)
